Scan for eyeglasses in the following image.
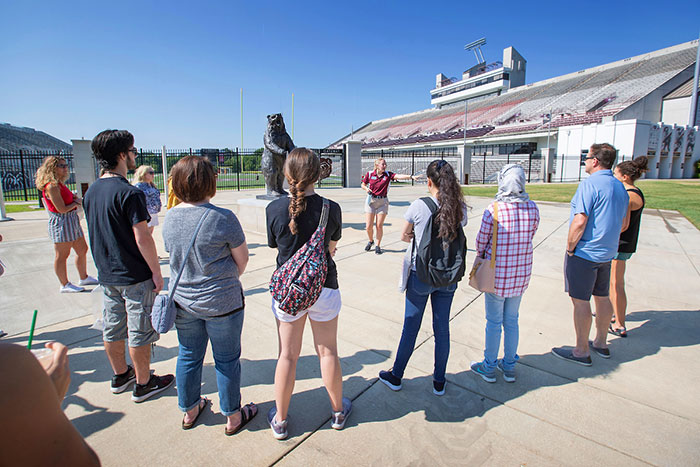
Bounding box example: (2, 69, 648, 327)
(128, 148, 138, 154)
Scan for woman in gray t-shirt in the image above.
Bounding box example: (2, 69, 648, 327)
(163, 156, 257, 435)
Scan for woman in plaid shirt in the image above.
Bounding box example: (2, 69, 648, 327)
(470, 164, 540, 383)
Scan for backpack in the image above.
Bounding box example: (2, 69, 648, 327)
(269, 198, 330, 315)
(414, 197, 467, 288)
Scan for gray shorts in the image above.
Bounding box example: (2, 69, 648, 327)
(102, 279, 159, 347)
(365, 195, 389, 215)
(564, 254, 611, 301)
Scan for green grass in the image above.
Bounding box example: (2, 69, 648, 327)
(463, 180, 700, 230)
(4, 203, 43, 213)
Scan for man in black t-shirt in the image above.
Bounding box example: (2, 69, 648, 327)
(83, 130, 174, 402)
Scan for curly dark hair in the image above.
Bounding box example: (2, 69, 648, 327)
(91, 129, 134, 170)
(615, 156, 649, 182)
(284, 148, 320, 235)
(426, 160, 465, 242)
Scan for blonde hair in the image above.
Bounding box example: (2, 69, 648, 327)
(284, 148, 320, 235)
(374, 158, 386, 172)
(133, 165, 156, 187)
(35, 156, 67, 191)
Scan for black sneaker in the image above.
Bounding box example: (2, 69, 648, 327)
(433, 380, 446, 396)
(589, 341, 611, 359)
(375, 246, 383, 255)
(111, 365, 136, 394)
(132, 373, 175, 402)
(378, 370, 402, 391)
(551, 347, 592, 366)
(364, 241, 374, 252)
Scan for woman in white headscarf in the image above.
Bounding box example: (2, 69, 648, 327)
(470, 164, 540, 384)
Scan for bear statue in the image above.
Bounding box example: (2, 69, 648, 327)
(260, 113, 295, 198)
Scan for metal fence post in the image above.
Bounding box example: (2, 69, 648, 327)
(411, 151, 415, 186)
(527, 152, 533, 183)
(482, 152, 486, 184)
(561, 155, 564, 183)
(236, 148, 241, 191)
(19, 150, 28, 201)
(507, 152, 510, 164)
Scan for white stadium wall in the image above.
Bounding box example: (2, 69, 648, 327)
(553, 119, 699, 181)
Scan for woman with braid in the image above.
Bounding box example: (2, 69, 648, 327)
(265, 148, 351, 440)
(378, 160, 468, 396)
(609, 156, 649, 337)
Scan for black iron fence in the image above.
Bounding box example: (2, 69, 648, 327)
(551, 153, 634, 183)
(1, 147, 346, 202)
(361, 147, 460, 185)
(469, 152, 542, 184)
(0, 150, 75, 201)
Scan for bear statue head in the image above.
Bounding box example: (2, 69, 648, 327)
(266, 114, 286, 133)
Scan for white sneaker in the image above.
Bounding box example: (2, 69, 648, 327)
(60, 282, 85, 293)
(78, 275, 99, 286)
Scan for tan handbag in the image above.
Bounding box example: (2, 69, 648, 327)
(468, 202, 498, 293)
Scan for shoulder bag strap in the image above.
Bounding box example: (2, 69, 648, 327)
(490, 202, 498, 268)
(317, 198, 330, 230)
(167, 209, 210, 304)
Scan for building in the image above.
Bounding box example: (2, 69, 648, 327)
(331, 40, 700, 182)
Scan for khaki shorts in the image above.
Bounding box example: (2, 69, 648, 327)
(365, 195, 389, 215)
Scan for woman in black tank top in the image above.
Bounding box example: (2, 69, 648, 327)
(609, 157, 649, 337)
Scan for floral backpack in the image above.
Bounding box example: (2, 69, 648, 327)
(269, 198, 330, 316)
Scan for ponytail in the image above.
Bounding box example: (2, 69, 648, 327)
(426, 160, 466, 242)
(284, 148, 321, 235)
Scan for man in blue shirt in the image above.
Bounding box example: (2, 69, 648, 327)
(552, 143, 630, 366)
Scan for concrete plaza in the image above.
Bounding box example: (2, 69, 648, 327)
(1, 185, 699, 466)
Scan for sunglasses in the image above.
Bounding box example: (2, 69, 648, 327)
(146, 170, 155, 174)
(128, 148, 138, 154)
(56, 163, 68, 168)
(584, 156, 597, 161)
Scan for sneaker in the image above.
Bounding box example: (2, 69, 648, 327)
(378, 370, 402, 391)
(551, 347, 592, 366)
(111, 365, 136, 394)
(433, 380, 446, 396)
(60, 282, 85, 293)
(331, 397, 352, 430)
(375, 246, 383, 255)
(364, 241, 374, 252)
(78, 275, 99, 286)
(496, 360, 516, 383)
(0, 330, 7, 339)
(589, 341, 611, 359)
(131, 373, 175, 402)
(267, 406, 288, 440)
(470, 361, 496, 383)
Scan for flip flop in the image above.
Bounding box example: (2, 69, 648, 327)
(182, 397, 209, 430)
(608, 324, 627, 337)
(225, 402, 258, 436)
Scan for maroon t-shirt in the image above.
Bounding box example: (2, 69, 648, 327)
(362, 170, 396, 197)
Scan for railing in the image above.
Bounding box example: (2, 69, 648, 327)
(0, 147, 346, 202)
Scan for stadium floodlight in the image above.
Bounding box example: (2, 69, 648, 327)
(464, 38, 487, 64)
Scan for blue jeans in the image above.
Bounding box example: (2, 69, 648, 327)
(392, 271, 456, 383)
(483, 293, 522, 372)
(175, 308, 244, 416)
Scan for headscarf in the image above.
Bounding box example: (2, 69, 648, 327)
(496, 164, 529, 203)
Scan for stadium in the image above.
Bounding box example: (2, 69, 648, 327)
(331, 39, 700, 183)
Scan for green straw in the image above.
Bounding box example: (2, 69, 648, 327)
(27, 310, 37, 350)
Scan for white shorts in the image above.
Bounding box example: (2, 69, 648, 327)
(148, 215, 160, 228)
(271, 287, 342, 323)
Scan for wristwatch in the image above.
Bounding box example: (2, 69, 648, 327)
(566, 249, 575, 256)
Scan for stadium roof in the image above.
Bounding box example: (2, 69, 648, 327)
(330, 40, 698, 149)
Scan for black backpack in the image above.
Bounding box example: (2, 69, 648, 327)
(414, 197, 467, 288)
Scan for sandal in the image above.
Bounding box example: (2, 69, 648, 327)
(225, 402, 258, 436)
(608, 324, 627, 337)
(182, 397, 209, 430)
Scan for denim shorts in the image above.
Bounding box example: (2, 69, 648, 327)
(102, 279, 159, 347)
(564, 254, 611, 301)
(271, 287, 341, 323)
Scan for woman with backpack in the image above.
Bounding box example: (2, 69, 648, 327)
(470, 164, 539, 384)
(265, 148, 351, 440)
(378, 160, 468, 396)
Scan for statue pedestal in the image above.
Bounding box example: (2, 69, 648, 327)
(233, 198, 273, 234)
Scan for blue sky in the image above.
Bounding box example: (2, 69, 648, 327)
(2, 0, 699, 149)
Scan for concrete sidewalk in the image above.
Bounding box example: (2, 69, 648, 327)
(1, 185, 699, 466)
